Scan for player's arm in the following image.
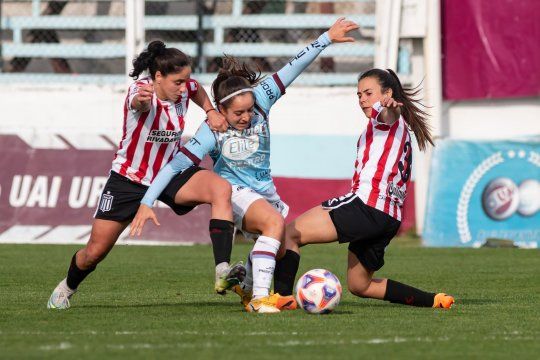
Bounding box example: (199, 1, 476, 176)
(129, 122, 217, 236)
(255, 17, 359, 112)
(191, 83, 228, 132)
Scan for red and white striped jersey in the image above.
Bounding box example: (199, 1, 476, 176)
(351, 102, 413, 221)
(111, 76, 199, 186)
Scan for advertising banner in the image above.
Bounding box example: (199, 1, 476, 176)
(0, 133, 416, 245)
(423, 139, 539, 247)
(442, 0, 540, 100)
(0, 135, 211, 245)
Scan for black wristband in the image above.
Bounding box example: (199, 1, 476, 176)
(205, 108, 216, 114)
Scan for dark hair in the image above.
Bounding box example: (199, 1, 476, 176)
(130, 40, 191, 80)
(211, 55, 262, 108)
(359, 68, 434, 151)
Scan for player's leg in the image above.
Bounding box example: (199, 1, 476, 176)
(239, 199, 285, 313)
(170, 168, 241, 294)
(48, 219, 128, 309)
(273, 205, 338, 296)
(347, 244, 454, 308)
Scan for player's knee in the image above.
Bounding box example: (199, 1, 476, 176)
(211, 178, 232, 203)
(347, 281, 370, 298)
(285, 224, 301, 246)
(83, 246, 108, 267)
(262, 213, 285, 237)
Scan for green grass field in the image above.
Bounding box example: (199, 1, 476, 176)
(0, 240, 538, 359)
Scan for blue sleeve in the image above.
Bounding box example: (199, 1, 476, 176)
(140, 122, 217, 207)
(253, 32, 332, 114)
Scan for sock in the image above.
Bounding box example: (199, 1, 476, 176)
(383, 279, 435, 307)
(209, 219, 234, 266)
(66, 252, 96, 290)
(273, 250, 300, 296)
(241, 253, 253, 293)
(251, 236, 281, 299)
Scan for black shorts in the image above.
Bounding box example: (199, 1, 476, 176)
(322, 193, 401, 271)
(94, 166, 204, 222)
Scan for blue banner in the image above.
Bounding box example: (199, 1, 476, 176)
(423, 139, 539, 248)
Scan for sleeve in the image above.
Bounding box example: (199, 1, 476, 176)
(186, 79, 200, 99)
(140, 121, 217, 207)
(371, 101, 384, 121)
(253, 32, 332, 114)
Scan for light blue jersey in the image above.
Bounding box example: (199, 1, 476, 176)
(209, 75, 283, 193)
(141, 32, 332, 207)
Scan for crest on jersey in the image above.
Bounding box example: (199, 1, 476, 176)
(99, 192, 114, 212)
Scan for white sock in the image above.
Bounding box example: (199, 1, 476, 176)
(241, 254, 253, 293)
(251, 236, 281, 299)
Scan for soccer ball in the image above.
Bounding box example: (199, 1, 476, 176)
(295, 269, 342, 314)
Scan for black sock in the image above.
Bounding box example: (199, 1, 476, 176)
(209, 219, 234, 266)
(273, 250, 300, 296)
(66, 252, 96, 290)
(383, 279, 435, 307)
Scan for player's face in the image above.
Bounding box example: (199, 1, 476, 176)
(220, 93, 255, 130)
(155, 66, 192, 102)
(357, 77, 392, 118)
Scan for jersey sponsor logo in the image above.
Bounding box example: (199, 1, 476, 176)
(255, 169, 271, 182)
(146, 129, 181, 143)
(386, 182, 406, 201)
(222, 135, 260, 160)
(99, 191, 113, 212)
(260, 80, 275, 100)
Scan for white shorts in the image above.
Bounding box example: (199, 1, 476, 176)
(231, 185, 289, 240)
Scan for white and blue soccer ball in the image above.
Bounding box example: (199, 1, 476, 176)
(295, 269, 342, 314)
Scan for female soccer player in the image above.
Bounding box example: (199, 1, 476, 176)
(273, 69, 455, 309)
(47, 41, 241, 309)
(129, 18, 360, 313)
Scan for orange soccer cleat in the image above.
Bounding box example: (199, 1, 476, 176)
(433, 293, 455, 309)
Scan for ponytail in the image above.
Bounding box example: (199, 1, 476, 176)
(359, 68, 434, 151)
(212, 55, 262, 108)
(130, 40, 191, 80)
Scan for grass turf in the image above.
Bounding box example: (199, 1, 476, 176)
(0, 241, 538, 359)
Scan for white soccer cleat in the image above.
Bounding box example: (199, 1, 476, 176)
(214, 261, 247, 295)
(47, 278, 76, 310)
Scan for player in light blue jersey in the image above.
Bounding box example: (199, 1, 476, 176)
(129, 18, 360, 313)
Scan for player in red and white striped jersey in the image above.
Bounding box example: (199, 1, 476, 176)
(48, 41, 243, 310)
(274, 69, 455, 309)
(111, 74, 199, 185)
(351, 100, 412, 221)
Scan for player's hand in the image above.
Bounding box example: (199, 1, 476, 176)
(137, 83, 154, 105)
(379, 97, 403, 124)
(129, 204, 160, 237)
(328, 17, 360, 43)
(206, 109, 228, 132)
(381, 97, 403, 108)
(381, 97, 403, 111)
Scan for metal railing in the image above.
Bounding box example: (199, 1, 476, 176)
(0, 0, 386, 85)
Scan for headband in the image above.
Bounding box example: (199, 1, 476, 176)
(219, 88, 254, 104)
